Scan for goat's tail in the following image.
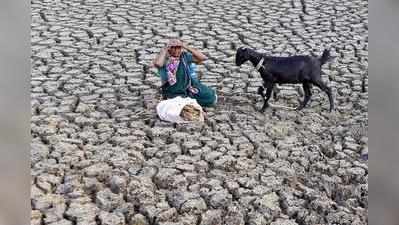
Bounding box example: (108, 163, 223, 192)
(320, 49, 330, 65)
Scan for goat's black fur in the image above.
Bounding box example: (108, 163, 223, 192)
(235, 47, 334, 112)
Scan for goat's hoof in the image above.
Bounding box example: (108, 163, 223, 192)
(259, 106, 269, 113)
(295, 106, 304, 111)
(259, 108, 266, 113)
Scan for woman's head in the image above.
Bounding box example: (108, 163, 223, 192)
(167, 39, 183, 57)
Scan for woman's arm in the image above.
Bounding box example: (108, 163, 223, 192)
(153, 47, 168, 68)
(183, 43, 207, 64)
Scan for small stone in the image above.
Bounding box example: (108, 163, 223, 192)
(200, 210, 222, 225)
(258, 143, 277, 160)
(109, 176, 127, 194)
(224, 204, 245, 225)
(47, 219, 73, 225)
(270, 218, 298, 225)
(247, 211, 267, 225)
(168, 191, 207, 214)
(253, 192, 281, 220)
(127, 176, 156, 205)
(31, 142, 49, 164)
(36, 179, 52, 193)
(268, 125, 289, 140)
(129, 214, 149, 225)
(182, 141, 202, 151)
(180, 198, 207, 214)
(31, 210, 42, 225)
(334, 143, 343, 151)
(65, 202, 98, 223)
(346, 167, 366, 181)
(344, 142, 360, 152)
(84, 163, 111, 180)
(204, 151, 223, 162)
(139, 205, 159, 223)
(154, 168, 179, 189)
(209, 190, 232, 208)
(99, 211, 125, 225)
(156, 208, 178, 223)
(96, 188, 124, 211)
(176, 164, 196, 172)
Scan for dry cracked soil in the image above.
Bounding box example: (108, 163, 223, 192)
(31, 0, 368, 224)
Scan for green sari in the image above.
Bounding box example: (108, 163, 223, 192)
(158, 52, 217, 107)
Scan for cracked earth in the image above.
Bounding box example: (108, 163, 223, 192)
(31, 0, 368, 224)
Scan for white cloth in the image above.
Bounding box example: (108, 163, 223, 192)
(156, 96, 204, 123)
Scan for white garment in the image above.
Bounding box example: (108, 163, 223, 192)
(156, 96, 204, 123)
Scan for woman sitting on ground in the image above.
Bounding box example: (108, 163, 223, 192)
(153, 39, 217, 107)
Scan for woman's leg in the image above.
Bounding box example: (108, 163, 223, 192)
(192, 84, 217, 107)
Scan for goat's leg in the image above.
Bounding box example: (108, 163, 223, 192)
(257, 86, 265, 98)
(313, 80, 334, 112)
(273, 84, 279, 101)
(260, 83, 273, 112)
(296, 82, 312, 110)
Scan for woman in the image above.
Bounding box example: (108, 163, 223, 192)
(153, 39, 217, 107)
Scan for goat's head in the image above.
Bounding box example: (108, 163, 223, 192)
(235, 47, 250, 66)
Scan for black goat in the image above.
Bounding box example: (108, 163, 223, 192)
(235, 47, 334, 112)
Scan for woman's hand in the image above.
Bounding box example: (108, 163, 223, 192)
(182, 42, 189, 50)
(162, 44, 170, 52)
(153, 47, 169, 68)
(181, 42, 207, 64)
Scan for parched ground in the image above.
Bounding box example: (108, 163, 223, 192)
(31, 0, 368, 224)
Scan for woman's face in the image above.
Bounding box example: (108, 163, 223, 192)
(168, 46, 183, 58)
